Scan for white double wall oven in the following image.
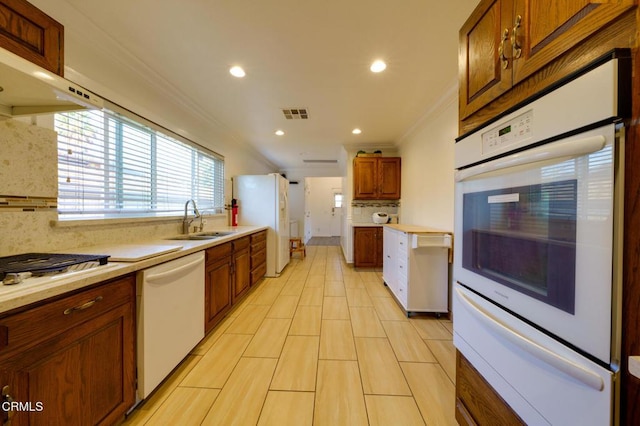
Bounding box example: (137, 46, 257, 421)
(453, 55, 629, 425)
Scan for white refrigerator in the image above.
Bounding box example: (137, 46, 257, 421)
(234, 173, 290, 276)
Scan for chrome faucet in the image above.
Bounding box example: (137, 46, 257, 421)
(182, 199, 201, 234)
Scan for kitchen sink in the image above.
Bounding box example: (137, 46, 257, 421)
(166, 231, 236, 241)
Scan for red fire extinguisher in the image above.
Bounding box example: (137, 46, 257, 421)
(231, 199, 238, 227)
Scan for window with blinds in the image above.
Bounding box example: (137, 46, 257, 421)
(55, 110, 224, 219)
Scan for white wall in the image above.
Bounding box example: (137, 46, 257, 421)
(397, 90, 457, 232)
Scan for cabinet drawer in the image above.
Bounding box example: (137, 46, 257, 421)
(251, 247, 266, 269)
(233, 236, 250, 251)
(397, 280, 408, 306)
(0, 275, 134, 357)
(206, 242, 232, 263)
(251, 262, 267, 285)
(251, 230, 267, 244)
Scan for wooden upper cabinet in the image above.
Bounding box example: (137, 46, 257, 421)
(459, 0, 636, 126)
(353, 157, 401, 200)
(511, 0, 635, 83)
(0, 0, 64, 76)
(459, 0, 513, 120)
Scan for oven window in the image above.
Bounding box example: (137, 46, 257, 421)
(462, 180, 577, 314)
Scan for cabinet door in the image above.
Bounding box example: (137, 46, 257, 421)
(459, 0, 514, 119)
(353, 157, 378, 199)
(383, 227, 398, 289)
(378, 158, 401, 199)
(511, 0, 635, 84)
(0, 303, 134, 426)
(354, 227, 378, 267)
(233, 247, 251, 301)
(375, 227, 384, 267)
(0, 0, 65, 76)
(205, 257, 232, 333)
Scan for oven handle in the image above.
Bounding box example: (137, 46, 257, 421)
(455, 135, 606, 182)
(455, 286, 605, 391)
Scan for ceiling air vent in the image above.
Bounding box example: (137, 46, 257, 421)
(282, 108, 309, 119)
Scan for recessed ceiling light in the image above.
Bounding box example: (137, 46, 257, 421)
(352, 128, 362, 135)
(275, 130, 285, 136)
(229, 66, 246, 78)
(370, 60, 387, 73)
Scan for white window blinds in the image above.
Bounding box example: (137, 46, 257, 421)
(55, 109, 224, 219)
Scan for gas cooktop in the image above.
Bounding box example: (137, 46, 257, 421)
(0, 253, 109, 282)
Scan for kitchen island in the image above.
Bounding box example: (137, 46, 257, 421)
(382, 224, 452, 316)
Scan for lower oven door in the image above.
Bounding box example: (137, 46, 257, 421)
(454, 124, 616, 363)
(453, 283, 614, 426)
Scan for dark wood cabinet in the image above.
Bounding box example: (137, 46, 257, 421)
(0, 275, 135, 425)
(456, 350, 525, 426)
(250, 230, 267, 286)
(204, 231, 266, 333)
(0, 0, 65, 76)
(205, 243, 233, 333)
(353, 226, 383, 268)
(232, 236, 251, 301)
(353, 157, 401, 200)
(459, 0, 636, 134)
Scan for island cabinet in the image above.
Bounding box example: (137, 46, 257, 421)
(459, 0, 636, 134)
(353, 226, 383, 268)
(250, 230, 267, 286)
(0, 274, 136, 425)
(382, 225, 451, 316)
(0, 0, 65, 76)
(353, 157, 401, 200)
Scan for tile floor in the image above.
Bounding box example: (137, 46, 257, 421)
(124, 245, 457, 425)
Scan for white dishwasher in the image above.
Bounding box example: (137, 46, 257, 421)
(136, 251, 205, 399)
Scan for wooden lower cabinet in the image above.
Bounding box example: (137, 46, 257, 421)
(354, 226, 383, 268)
(205, 243, 233, 333)
(0, 275, 136, 426)
(456, 350, 525, 426)
(204, 231, 266, 333)
(250, 230, 267, 286)
(232, 236, 251, 301)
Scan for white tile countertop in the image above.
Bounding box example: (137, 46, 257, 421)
(0, 225, 267, 314)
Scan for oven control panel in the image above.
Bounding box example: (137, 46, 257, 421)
(482, 110, 533, 155)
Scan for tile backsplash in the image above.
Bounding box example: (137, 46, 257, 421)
(0, 119, 228, 257)
(351, 200, 399, 223)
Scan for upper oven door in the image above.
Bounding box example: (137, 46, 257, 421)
(454, 124, 616, 364)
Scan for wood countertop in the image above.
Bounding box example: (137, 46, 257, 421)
(384, 224, 452, 234)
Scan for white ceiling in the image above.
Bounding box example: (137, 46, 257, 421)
(32, 0, 479, 171)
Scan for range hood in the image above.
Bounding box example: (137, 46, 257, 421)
(0, 48, 104, 117)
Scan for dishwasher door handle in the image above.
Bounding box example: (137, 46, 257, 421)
(145, 256, 203, 284)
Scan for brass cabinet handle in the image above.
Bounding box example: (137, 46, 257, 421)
(63, 296, 103, 315)
(511, 15, 522, 59)
(498, 28, 510, 69)
(2, 385, 14, 425)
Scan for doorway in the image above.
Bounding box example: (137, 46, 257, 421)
(304, 177, 343, 245)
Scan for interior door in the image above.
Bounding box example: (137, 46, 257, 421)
(330, 190, 342, 237)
